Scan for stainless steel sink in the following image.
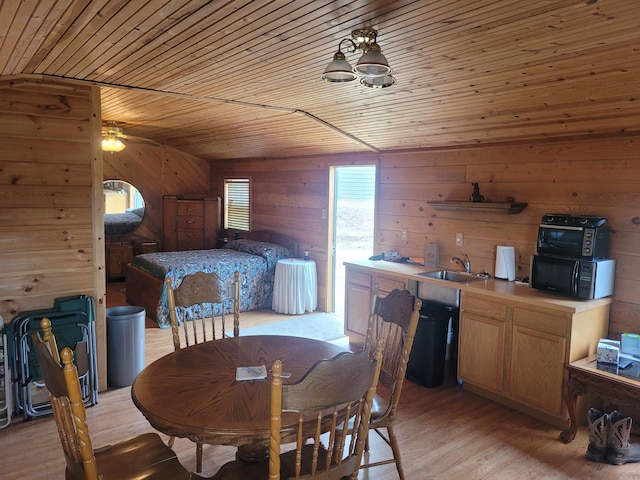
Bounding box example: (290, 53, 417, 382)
(416, 271, 486, 307)
(418, 270, 486, 283)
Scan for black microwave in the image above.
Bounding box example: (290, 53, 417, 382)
(537, 214, 609, 259)
(530, 255, 615, 300)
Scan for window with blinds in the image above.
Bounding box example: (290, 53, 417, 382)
(224, 178, 250, 231)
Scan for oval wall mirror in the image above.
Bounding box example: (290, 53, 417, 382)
(103, 180, 145, 236)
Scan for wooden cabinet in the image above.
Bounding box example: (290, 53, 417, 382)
(458, 291, 608, 427)
(105, 241, 134, 280)
(509, 306, 567, 416)
(459, 294, 507, 392)
(162, 196, 221, 251)
(344, 265, 407, 345)
(105, 238, 158, 281)
(344, 268, 372, 345)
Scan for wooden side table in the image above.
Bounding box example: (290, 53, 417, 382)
(561, 354, 640, 443)
(272, 259, 317, 314)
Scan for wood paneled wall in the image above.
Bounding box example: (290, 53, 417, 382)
(0, 77, 105, 378)
(0, 78, 211, 391)
(103, 139, 211, 247)
(1, 76, 637, 377)
(210, 136, 640, 340)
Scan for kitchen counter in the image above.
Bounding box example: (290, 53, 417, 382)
(343, 258, 612, 429)
(343, 259, 612, 313)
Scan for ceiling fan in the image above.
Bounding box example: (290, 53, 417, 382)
(101, 121, 159, 152)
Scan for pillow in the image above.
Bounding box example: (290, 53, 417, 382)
(129, 207, 145, 217)
(224, 239, 291, 269)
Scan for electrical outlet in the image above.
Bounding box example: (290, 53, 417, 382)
(401, 229, 408, 241)
(456, 232, 464, 247)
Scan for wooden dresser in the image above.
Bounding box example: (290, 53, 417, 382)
(162, 195, 221, 251)
(105, 237, 158, 280)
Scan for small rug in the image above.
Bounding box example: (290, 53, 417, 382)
(232, 312, 346, 342)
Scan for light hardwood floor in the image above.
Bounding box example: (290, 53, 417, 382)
(1, 283, 639, 479)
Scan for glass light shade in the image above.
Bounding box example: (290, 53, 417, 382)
(102, 136, 126, 152)
(321, 51, 357, 82)
(360, 74, 396, 89)
(354, 44, 391, 76)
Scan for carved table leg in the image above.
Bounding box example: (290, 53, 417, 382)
(560, 374, 587, 443)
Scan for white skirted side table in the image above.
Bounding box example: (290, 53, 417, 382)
(272, 259, 317, 314)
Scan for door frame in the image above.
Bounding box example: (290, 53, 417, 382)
(327, 163, 378, 314)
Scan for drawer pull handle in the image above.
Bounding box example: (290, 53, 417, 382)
(186, 220, 195, 224)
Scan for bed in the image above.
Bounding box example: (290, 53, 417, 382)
(104, 207, 144, 236)
(125, 231, 298, 328)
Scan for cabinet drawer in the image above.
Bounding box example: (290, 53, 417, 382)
(177, 215, 204, 229)
(178, 201, 204, 216)
(462, 294, 507, 321)
(513, 307, 567, 337)
(178, 230, 203, 250)
(346, 270, 371, 288)
(134, 241, 158, 255)
(178, 229, 202, 241)
(178, 239, 204, 250)
(374, 275, 406, 296)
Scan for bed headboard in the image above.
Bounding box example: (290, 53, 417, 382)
(245, 230, 299, 258)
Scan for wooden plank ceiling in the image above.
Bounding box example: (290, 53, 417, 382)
(1, 0, 639, 160)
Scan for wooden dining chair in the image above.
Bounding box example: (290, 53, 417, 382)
(167, 270, 241, 350)
(208, 338, 386, 480)
(32, 319, 193, 480)
(360, 287, 422, 480)
(166, 269, 240, 471)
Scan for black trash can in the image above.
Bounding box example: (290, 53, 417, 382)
(406, 300, 458, 388)
(106, 306, 145, 387)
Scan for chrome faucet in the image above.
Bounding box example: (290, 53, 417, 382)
(451, 253, 471, 273)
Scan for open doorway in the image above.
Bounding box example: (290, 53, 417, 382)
(330, 165, 376, 316)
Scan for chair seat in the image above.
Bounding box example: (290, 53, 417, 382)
(371, 392, 391, 422)
(66, 433, 192, 480)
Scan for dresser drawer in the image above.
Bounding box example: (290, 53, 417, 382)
(178, 237, 203, 250)
(177, 215, 204, 229)
(178, 201, 204, 216)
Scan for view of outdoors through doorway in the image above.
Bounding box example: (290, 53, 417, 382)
(332, 165, 376, 316)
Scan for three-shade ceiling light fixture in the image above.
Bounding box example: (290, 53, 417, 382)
(321, 28, 394, 88)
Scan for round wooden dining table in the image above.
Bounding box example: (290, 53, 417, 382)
(131, 335, 347, 460)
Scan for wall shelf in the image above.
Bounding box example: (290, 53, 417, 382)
(428, 201, 528, 214)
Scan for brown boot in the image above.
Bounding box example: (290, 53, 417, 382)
(606, 411, 640, 465)
(586, 408, 607, 462)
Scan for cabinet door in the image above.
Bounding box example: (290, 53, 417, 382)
(458, 312, 505, 392)
(345, 283, 371, 345)
(203, 196, 221, 248)
(510, 308, 567, 415)
(344, 269, 372, 346)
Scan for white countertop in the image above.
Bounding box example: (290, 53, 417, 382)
(344, 259, 612, 314)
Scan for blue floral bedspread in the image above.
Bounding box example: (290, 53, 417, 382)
(130, 239, 291, 328)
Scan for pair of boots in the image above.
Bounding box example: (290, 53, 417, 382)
(587, 408, 640, 465)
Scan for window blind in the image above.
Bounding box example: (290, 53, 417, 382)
(224, 178, 250, 230)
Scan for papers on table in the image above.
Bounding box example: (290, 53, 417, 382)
(236, 365, 267, 381)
